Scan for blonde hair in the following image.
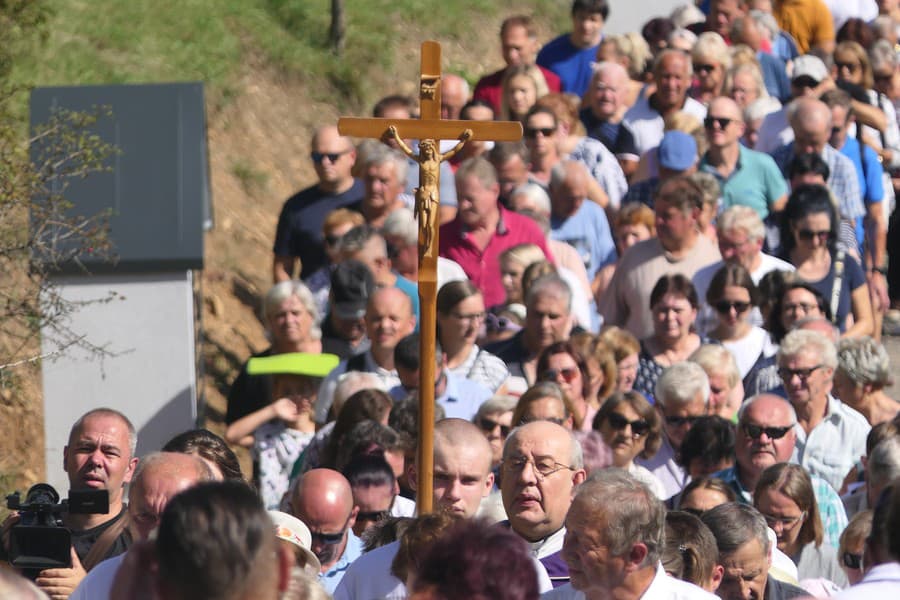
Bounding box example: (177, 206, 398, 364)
(501, 64, 549, 121)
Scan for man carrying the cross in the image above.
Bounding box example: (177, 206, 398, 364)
(440, 157, 553, 308)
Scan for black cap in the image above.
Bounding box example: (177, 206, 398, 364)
(330, 260, 375, 320)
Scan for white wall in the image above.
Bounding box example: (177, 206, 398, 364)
(41, 271, 197, 495)
(606, 0, 690, 36)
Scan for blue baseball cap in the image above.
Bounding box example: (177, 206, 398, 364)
(658, 130, 697, 172)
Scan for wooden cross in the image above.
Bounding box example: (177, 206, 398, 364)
(338, 41, 522, 514)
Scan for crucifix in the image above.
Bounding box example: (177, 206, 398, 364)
(338, 41, 522, 514)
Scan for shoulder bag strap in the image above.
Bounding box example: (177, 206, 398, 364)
(82, 511, 130, 572)
(829, 250, 845, 325)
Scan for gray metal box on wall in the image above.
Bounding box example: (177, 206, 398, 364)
(30, 82, 211, 272)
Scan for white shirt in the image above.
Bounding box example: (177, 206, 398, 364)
(791, 395, 871, 492)
(334, 539, 554, 600)
(623, 96, 707, 157)
(333, 541, 405, 600)
(693, 253, 795, 336)
(755, 106, 791, 155)
(833, 562, 900, 599)
(390, 495, 416, 518)
(541, 563, 719, 599)
(70, 553, 125, 600)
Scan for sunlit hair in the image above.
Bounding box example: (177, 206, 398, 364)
(754, 463, 824, 548)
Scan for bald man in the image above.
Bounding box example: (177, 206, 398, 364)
(335, 419, 544, 600)
(290, 469, 362, 594)
(501, 420, 586, 588)
(771, 98, 865, 235)
(273, 125, 364, 282)
(441, 74, 469, 120)
(699, 97, 787, 222)
(548, 160, 616, 283)
(314, 286, 416, 423)
(70, 452, 214, 600)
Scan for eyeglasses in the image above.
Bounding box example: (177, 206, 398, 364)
(695, 63, 717, 74)
(311, 149, 351, 164)
(831, 125, 845, 136)
(501, 455, 573, 480)
(541, 367, 580, 383)
(664, 415, 702, 427)
(606, 412, 650, 437)
(324, 234, 344, 246)
(742, 423, 793, 440)
(356, 510, 390, 523)
(797, 229, 830, 241)
(777, 365, 823, 381)
(842, 551, 863, 570)
(478, 417, 511, 437)
(524, 127, 556, 139)
(836, 62, 860, 74)
(704, 116, 734, 130)
(450, 311, 486, 324)
(783, 302, 819, 314)
(713, 300, 751, 314)
(760, 511, 806, 530)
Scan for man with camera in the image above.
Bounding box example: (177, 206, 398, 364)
(2, 408, 139, 599)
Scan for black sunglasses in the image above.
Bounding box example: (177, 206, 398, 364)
(607, 412, 650, 437)
(356, 510, 390, 523)
(524, 127, 556, 138)
(694, 63, 716, 73)
(704, 116, 734, 130)
(792, 76, 820, 89)
(310, 150, 349, 164)
(842, 551, 862, 570)
(714, 300, 751, 314)
(797, 228, 830, 241)
(742, 423, 793, 440)
(310, 530, 346, 545)
(777, 365, 823, 381)
(664, 415, 702, 427)
(478, 417, 511, 437)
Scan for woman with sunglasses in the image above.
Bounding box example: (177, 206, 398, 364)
(838, 509, 872, 586)
(536, 341, 595, 432)
(780, 184, 873, 338)
(754, 463, 848, 586)
(832, 40, 900, 176)
(690, 32, 732, 106)
(472, 394, 517, 471)
(592, 391, 665, 498)
(436, 280, 510, 394)
(706, 263, 780, 396)
(634, 274, 705, 403)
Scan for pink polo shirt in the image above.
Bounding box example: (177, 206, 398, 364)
(439, 205, 553, 307)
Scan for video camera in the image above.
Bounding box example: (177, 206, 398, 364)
(5, 483, 108, 571)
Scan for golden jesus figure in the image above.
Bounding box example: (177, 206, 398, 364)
(384, 125, 472, 257)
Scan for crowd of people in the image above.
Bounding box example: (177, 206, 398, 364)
(6, 0, 900, 598)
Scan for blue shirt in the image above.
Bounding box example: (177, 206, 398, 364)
(319, 530, 365, 594)
(536, 34, 599, 97)
(772, 143, 865, 221)
(839, 136, 884, 247)
(550, 200, 617, 281)
(394, 273, 420, 330)
(390, 372, 493, 421)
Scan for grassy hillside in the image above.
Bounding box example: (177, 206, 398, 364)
(0, 0, 569, 491)
(11, 0, 569, 113)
